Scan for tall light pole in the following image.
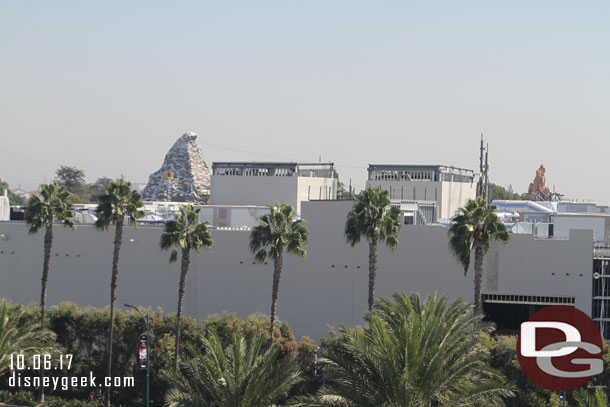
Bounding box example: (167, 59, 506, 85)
(125, 304, 149, 407)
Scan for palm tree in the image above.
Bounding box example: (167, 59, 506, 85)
(25, 182, 74, 405)
(95, 178, 145, 407)
(160, 204, 214, 372)
(249, 203, 307, 340)
(163, 330, 301, 407)
(0, 301, 58, 377)
(574, 387, 609, 407)
(345, 186, 401, 311)
(448, 197, 510, 311)
(292, 292, 514, 407)
(25, 182, 75, 329)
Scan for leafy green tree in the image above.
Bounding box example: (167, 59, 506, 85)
(345, 186, 401, 311)
(163, 330, 302, 407)
(587, 341, 610, 393)
(55, 165, 86, 194)
(203, 313, 296, 357)
(89, 177, 112, 203)
(294, 336, 320, 397)
(448, 197, 510, 311)
(25, 182, 75, 329)
(46, 303, 206, 406)
(293, 293, 514, 407)
(95, 178, 145, 407)
(0, 301, 57, 377)
(160, 204, 214, 372)
(0, 179, 25, 206)
(489, 183, 527, 201)
(484, 334, 560, 407)
(249, 203, 308, 339)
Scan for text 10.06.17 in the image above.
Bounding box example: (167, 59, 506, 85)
(10, 354, 73, 371)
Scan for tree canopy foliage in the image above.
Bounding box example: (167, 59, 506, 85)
(0, 179, 25, 206)
(489, 183, 527, 201)
(55, 165, 86, 194)
(293, 293, 514, 407)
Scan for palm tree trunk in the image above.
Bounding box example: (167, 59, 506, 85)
(269, 249, 283, 340)
(105, 221, 123, 407)
(368, 240, 378, 311)
(174, 246, 190, 373)
(40, 226, 53, 328)
(473, 242, 484, 312)
(38, 225, 52, 404)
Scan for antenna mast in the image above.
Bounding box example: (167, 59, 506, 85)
(485, 143, 490, 204)
(476, 134, 490, 203)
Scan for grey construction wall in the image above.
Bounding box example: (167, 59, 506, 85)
(0, 201, 594, 341)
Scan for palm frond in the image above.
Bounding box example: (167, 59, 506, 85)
(0, 301, 61, 377)
(344, 186, 401, 250)
(94, 178, 143, 230)
(448, 197, 510, 276)
(160, 204, 213, 262)
(249, 203, 307, 263)
(309, 292, 514, 407)
(25, 182, 75, 234)
(162, 330, 301, 407)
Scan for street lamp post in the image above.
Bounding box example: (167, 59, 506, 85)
(125, 304, 150, 407)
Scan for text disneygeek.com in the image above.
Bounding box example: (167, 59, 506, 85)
(9, 372, 135, 391)
(8, 354, 135, 390)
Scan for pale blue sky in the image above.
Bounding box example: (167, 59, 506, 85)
(1, 1, 609, 202)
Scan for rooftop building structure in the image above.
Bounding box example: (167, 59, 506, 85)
(10, 188, 39, 201)
(210, 162, 338, 214)
(494, 199, 610, 241)
(366, 164, 477, 220)
(390, 200, 438, 224)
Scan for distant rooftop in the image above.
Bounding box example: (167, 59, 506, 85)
(212, 162, 336, 178)
(368, 164, 475, 182)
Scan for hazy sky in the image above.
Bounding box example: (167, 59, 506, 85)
(1, 1, 609, 202)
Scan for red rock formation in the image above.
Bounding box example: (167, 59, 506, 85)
(527, 165, 551, 201)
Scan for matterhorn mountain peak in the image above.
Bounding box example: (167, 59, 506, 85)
(181, 131, 197, 141)
(141, 132, 211, 203)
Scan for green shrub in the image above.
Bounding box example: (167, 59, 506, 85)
(0, 389, 10, 402)
(204, 312, 296, 357)
(0, 301, 303, 406)
(484, 334, 560, 407)
(293, 336, 320, 396)
(0, 390, 38, 406)
(44, 394, 102, 407)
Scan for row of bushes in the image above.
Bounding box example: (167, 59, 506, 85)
(1, 300, 608, 406)
(0, 301, 318, 406)
(0, 389, 99, 406)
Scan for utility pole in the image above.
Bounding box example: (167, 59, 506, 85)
(125, 304, 150, 407)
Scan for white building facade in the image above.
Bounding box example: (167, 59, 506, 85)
(210, 162, 338, 214)
(366, 164, 477, 220)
